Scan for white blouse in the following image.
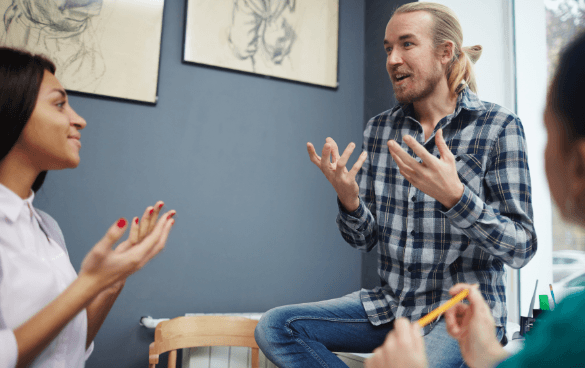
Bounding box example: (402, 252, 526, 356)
(0, 183, 93, 368)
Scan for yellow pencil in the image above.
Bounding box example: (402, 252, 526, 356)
(417, 289, 469, 327)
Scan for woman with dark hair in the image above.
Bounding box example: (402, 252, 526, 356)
(364, 30, 585, 368)
(0, 47, 176, 368)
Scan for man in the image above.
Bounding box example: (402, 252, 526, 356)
(255, 3, 536, 367)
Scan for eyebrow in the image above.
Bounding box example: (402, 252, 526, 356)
(384, 34, 417, 45)
(48, 88, 67, 98)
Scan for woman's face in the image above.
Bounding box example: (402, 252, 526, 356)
(15, 70, 86, 171)
(544, 97, 573, 220)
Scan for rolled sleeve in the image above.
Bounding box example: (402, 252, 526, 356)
(0, 329, 18, 368)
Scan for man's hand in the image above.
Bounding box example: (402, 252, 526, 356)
(387, 129, 464, 209)
(444, 284, 509, 368)
(307, 138, 367, 212)
(365, 318, 428, 368)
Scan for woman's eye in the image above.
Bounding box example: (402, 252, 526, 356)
(56, 102, 65, 108)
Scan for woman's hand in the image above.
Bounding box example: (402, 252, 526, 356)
(444, 283, 509, 368)
(365, 318, 428, 368)
(79, 201, 175, 292)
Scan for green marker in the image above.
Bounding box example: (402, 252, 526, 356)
(539, 295, 550, 311)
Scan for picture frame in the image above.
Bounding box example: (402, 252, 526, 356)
(0, 0, 166, 104)
(184, 0, 339, 88)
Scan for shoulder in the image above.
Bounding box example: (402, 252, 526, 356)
(366, 106, 402, 129)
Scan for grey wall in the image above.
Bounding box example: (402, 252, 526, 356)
(34, 1, 365, 367)
(361, 0, 413, 289)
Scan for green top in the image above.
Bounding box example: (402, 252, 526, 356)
(497, 289, 585, 367)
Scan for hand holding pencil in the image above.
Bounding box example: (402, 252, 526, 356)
(444, 283, 510, 368)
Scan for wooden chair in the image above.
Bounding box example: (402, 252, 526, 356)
(148, 315, 260, 368)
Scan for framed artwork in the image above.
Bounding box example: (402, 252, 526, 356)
(0, 0, 166, 103)
(184, 0, 339, 88)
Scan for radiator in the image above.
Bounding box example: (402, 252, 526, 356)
(180, 313, 368, 368)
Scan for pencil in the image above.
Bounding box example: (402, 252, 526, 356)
(417, 289, 469, 327)
(549, 284, 557, 310)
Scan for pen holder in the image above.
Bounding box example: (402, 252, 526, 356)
(519, 309, 552, 337)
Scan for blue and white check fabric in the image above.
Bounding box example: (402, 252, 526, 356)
(337, 87, 537, 334)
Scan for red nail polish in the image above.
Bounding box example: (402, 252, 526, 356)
(167, 212, 175, 220)
(117, 219, 126, 228)
(159, 203, 164, 209)
(135, 218, 139, 224)
(149, 209, 154, 215)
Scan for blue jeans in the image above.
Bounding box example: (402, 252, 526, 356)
(255, 291, 505, 368)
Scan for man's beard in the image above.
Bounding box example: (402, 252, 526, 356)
(392, 64, 443, 104)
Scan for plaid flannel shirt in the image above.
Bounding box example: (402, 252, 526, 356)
(337, 87, 537, 335)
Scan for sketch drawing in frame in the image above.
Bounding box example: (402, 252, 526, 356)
(184, 0, 339, 88)
(0, 0, 165, 103)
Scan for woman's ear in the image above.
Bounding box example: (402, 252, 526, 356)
(567, 140, 585, 223)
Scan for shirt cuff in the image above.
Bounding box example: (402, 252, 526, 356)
(0, 329, 18, 368)
(85, 341, 94, 361)
(443, 185, 483, 229)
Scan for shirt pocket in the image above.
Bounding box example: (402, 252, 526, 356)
(455, 153, 484, 196)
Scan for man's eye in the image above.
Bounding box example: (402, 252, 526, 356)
(386, 47, 392, 53)
(56, 102, 65, 108)
(404, 42, 413, 47)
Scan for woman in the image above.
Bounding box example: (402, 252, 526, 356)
(364, 30, 585, 368)
(0, 47, 176, 368)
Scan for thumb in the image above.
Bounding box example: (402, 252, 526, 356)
(94, 218, 128, 253)
(436, 129, 451, 159)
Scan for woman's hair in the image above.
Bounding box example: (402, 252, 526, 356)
(549, 30, 585, 146)
(0, 47, 56, 192)
(393, 2, 482, 95)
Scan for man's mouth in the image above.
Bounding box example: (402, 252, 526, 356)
(395, 74, 410, 82)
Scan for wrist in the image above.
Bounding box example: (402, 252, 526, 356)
(340, 196, 360, 213)
(443, 183, 465, 209)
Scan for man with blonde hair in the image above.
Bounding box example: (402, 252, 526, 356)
(255, 3, 536, 367)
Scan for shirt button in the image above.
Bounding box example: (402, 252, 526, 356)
(411, 196, 416, 202)
(408, 265, 414, 272)
(411, 230, 415, 236)
(455, 156, 461, 162)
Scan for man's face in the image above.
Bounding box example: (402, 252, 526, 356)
(21, 0, 103, 32)
(384, 11, 444, 104)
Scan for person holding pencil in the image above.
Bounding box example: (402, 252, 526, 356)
(255, 2, 537, 368)
(366, 29, 585, 368)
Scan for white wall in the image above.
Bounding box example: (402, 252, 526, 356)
(433, 0, 553, 323)
(513, 0, 553, 316)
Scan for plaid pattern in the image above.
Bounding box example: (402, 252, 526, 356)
(337, 87, 537, 334)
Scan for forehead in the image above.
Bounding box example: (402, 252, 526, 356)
(38, 71, 65, 97)
(385, 11, 434, 44)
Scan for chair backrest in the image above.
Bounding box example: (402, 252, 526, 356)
(148, 315, 260, 368)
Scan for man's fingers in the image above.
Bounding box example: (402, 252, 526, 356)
(326, 137, 340, 162)
(336, 142, 356, 174)
(95, 218, 128, 253)
(435, 129, 453, 160)
(388, 140, 420, 169)
(402, 135, 434, 164)
(307, 143, 322, 166)
(349, 151, 367, 177)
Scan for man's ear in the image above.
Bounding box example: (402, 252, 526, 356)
(439, 41, 455, 65)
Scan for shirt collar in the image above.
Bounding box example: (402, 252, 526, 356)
(395, 86, 486, 119)
(0, 183, 36, 223)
